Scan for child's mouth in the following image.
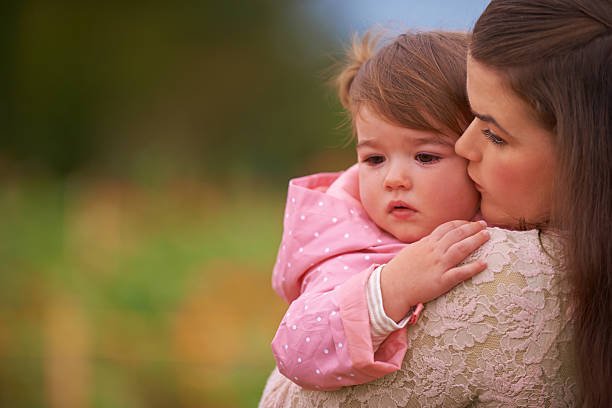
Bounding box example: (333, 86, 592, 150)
(387, 201, 417, 219)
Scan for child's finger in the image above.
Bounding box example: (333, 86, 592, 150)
(428, 219, 471, 241)
(444, 228, 490, 267)
(438, 220, 487, 250)
(442, 260, 488, 289)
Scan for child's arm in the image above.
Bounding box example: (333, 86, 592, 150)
(271, 261, 399, 391)
(271, 220, 489, 391)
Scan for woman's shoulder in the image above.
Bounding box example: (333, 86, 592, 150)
(414, 228, 577, 405)
(467, 227, 565, 285)
(438, 227, 572, 330)
(479, 226, 556, 255)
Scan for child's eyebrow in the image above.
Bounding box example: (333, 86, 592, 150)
(356, 135, 454, 149)
(413, 135, 454, 147)
(355, 139, 377, 149)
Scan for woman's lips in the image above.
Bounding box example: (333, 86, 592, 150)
(468, 170, 483, 191)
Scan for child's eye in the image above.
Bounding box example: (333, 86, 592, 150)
(363, 155, 385, 166)
(415, 153, 440, 164)
(482, 128, 506, 145)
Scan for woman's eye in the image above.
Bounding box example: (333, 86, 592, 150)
(415, 153, 439, 164)
(363, 155, 385, 165)
(482, 128, 506, 145)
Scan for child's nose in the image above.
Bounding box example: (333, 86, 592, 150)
(384, 164, 412, 190)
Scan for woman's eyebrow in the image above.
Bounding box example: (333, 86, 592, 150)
(473, 111, 513, 138)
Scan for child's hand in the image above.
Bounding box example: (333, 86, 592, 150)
(380, 220, 490, 322)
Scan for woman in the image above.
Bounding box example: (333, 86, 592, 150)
(260, 0, 611, 406)
(461, 1, 611, 406)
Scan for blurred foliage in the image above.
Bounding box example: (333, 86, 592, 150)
(0, 1, 360, 407)
(0, 178, 289, 407)
(1, 0, 355, 185)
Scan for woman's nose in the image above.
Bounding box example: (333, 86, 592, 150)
(384, 164, 412, 190)
(455, 119, 482, 162)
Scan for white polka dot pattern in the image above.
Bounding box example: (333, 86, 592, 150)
(270, 166, 408, 390)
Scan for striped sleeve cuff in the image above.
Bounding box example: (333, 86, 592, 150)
(366, 264, 412, 351)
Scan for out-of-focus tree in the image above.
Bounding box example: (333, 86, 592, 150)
(1, 1, 353, 185)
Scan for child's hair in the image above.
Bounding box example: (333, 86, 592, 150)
(336, 30, 472, 137)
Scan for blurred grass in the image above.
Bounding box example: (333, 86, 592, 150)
(0, 175, 290, 407)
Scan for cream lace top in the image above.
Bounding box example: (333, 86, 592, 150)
(259, 228, 580, 407)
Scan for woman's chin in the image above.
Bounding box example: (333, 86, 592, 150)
(480, 207, 514, 229)
(481, 208, 547, 231)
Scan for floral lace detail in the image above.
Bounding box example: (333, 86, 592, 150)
(259, 228, 580, 407)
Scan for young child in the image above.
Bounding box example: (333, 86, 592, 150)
(267, 31, 489, 392)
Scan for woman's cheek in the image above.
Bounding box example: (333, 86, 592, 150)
(491, 162, 521, 196)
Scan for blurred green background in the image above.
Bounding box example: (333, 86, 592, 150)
(0, 1, 488, 407)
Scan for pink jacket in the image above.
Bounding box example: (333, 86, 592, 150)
(271, 165, 410, 390)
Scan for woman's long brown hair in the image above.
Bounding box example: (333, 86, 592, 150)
(471, 1, 612, 406)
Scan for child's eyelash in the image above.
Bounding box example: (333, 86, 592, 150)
(363, 155, 385, 165)
(482, 128, 506, 145)
(415, 153, 440, 164)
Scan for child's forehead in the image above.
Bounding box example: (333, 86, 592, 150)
(355, 107, 457, 148)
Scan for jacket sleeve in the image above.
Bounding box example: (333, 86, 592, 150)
(271, 257, 408, 391)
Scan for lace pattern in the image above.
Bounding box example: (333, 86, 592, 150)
(259, 228, 579, 407)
